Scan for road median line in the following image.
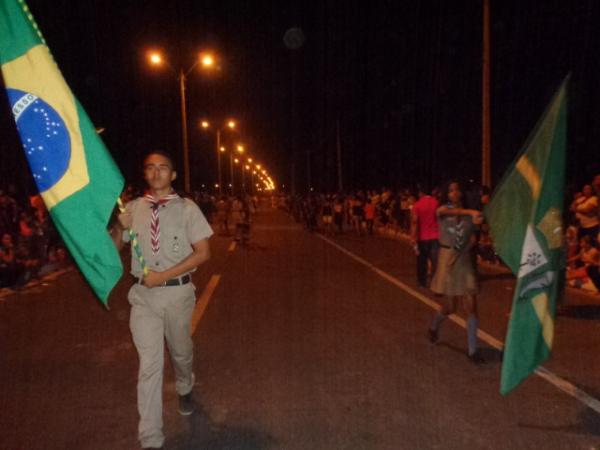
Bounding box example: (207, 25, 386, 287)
(191, 274, 221, 336)
(316, 234, 600, 414)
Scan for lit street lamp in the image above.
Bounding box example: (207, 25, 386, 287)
(200, 119, 236, 195)
(229, 145, 244, 195)
(147, 49, 217, 192)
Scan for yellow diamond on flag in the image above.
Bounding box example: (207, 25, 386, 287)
(537, 208, 563, 250)
(531, 292, 554, 349)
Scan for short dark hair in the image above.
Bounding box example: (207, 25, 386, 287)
(143, 150, 176, 169)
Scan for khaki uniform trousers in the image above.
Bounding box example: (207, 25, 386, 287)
(128, 282, 196, 448)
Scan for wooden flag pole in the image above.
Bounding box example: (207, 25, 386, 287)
(116, 198, 149, 276)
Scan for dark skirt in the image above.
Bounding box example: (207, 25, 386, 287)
(430, 246, 478, 296)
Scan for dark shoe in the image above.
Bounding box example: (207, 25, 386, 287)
(427, 328, 438, 343)
(178, 392, 195, 416)
(468, 351, 485, 365)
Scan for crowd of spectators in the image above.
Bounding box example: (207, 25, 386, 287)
(0, 187, 69, 292)
(283, 174, 600, 295)
(565, 175, 600, 293)
(4, 173, 600, 296)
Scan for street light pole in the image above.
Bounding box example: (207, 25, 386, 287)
(229, 153, 234, 195)
(147, 50, 218, 194)
(242, 166, 246, 194)
(216, 129, 222, 195)
(179, 68, 191, 193)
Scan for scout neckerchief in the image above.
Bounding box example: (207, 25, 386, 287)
(144, 191, 179, 255)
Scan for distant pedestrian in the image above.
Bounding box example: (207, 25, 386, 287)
(410, 184, 439, 287)
(364, 198, 376, 235)
(215, 196, 230, 235)
(351, 195, 365, 236)
(321, 196, 334, 236)
(333, 197, 344, 234)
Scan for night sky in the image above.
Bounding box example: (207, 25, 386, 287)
(1, 0, 600, 196)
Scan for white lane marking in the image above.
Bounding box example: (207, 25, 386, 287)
(316, 234, 600, 414)
(191, 274, 221, 336)
(228, 242, 236, 252)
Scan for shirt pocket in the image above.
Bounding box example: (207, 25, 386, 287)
(162, 224, 189, 262)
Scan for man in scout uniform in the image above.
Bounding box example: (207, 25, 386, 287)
(112, 150, 213, 449)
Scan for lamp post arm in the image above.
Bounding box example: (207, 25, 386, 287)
(179, 68, 191, 192)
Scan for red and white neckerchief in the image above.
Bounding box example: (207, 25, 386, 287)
(144, 191, 179, 255)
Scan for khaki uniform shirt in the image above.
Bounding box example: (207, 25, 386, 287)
(123, 196, 213, 277)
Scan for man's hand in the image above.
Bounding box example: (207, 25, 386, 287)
(142, 270, 167, 288)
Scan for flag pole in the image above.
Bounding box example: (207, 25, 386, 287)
(116, 198, 149, 276)
(482, 0, 491, 188)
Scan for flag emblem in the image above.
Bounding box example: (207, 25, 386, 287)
(7, 88, 71, 192)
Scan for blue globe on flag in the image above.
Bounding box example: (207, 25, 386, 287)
(6, 88, 70, 193)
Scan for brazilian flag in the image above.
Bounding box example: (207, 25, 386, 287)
(485, 77, 568, 395)
(0, 0, 124, 305)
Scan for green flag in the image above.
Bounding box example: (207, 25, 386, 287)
(0, 0, 124, 305)
(485, 77, 568, 395)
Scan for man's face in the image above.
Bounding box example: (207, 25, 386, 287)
(143, 154, 176, 191)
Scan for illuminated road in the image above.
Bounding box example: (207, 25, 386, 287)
(1, 201, 599, 450)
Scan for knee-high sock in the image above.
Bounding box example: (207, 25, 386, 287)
(431, 313, 446, 331)
(467, 315, 479, 355)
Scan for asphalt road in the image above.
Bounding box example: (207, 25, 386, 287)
(1, 201, 600, 450)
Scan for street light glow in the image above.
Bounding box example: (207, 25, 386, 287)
(247, 158, 253, 163)
(236, 145, 244, 153)
(200, 53, 215, 68)
(201, 120, 209, 128)
(234, 158, 239, 164)
(227, 120, 236, 129)
(149, 52, 163, 65)
(219, 146, 226, 152)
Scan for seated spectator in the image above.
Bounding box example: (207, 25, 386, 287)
(566, 235, 599, 283)
(38, 245, 69, 277)
(18, 209, 37, 250)
(565, 225, 579, 268)
(571, 185, 599, 243)
(0, 233, 23, 289)
(15, 238, 42, 287)
(0, 190, 19, 236)
(587, 233, 600, 293)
